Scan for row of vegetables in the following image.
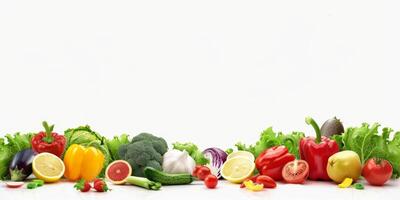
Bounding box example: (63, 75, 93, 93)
(0, 116, 399, 192)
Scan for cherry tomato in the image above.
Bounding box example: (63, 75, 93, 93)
(256, 175, 276, 188)
(204, 174, 218, 189)
(192, 165, 203, 177)
(362, 158, 393, 186)
(197, 166, 211, 180)
(282, 160, 309, 184)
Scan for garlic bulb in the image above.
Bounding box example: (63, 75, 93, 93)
(162, 149, 196, 174)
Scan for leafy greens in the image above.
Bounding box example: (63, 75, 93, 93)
(0, 132, 34, 180)
(335, 123, 400, 178)
(235, 127, 305, 158)
(106, 133, 130, 161)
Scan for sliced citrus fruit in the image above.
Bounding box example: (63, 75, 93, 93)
(221, 156, 255, 183)
(106, 160, 132, 184)
(227, 151, 255, 162)
(32, 152, 65, 183)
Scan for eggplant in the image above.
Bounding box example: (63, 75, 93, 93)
(9, 149, 35, 181)
(321, 117, 345, 137)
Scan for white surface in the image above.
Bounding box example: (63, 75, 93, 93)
(1, 1, 400, 148)
(1, 179, 398, 200)
(1, 0, 400, 199)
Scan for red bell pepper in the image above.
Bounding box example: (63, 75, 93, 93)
(300, 117, 339, 181)
(255, 146, 295, 181)
(31, 121, 66, 157)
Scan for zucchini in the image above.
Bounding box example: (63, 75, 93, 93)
(144, 167, 194, 185)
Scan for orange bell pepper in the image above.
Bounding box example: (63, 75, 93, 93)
(63, 144, 105, 181)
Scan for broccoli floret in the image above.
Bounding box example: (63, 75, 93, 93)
(131, 133, 168, 154)
(118, 133, 168, 177)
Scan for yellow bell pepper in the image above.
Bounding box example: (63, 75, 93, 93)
(63, 144, 105, 181)
(243, 180, 264, 191)
(338, 178, 353, 188)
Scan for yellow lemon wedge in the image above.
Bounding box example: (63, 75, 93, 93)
(221, 156, 255, 183)
(33, 153, 65, 183)
(227, 151, 255, 162)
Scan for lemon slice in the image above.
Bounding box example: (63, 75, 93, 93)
(227, 151, 255, 162)
(221, 156, 255, 183)
(33, 153, 65, 183)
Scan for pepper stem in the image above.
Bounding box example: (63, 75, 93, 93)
(305, 117, 321, 143)
(42, 121, 55, 144)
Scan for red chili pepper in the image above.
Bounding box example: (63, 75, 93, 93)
(31, 121, 66, 157)
(255, 175, 276, 188)
(255, 146, 295, 181)
(300, 117, 339, 181)
(240, 175, 276, 189)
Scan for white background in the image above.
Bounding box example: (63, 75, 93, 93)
(0, 1, 399, 199)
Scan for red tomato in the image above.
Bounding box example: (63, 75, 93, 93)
(204, 174, 218, 189)
(255, 175, 276, 188)
(197, 166, 211, 180)
(192, 165, 203, 177)
(362, 158, 393, 186)
(282, 160, 309, 184)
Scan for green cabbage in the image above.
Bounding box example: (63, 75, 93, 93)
(64, 126, 110, 177)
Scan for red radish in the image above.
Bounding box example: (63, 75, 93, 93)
(105, 160, 132, 184)
(5, 182, 24, 188)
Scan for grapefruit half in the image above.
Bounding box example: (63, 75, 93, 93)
(105, 160, 132, 184)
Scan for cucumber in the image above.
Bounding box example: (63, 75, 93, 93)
(144, 167, 194, 185)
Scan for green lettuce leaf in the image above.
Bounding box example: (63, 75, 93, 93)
(340, 123, 400, 178)
(106, 134, 130, 161)
(172, 142, 209, 165)
(386, 131, 400, 178)
(277, 131, 305, 159)
(235, 127, 305, 158)
(342, 123, 386, 164)
(0, 132, 34, 180)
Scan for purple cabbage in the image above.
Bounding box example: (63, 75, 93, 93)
(202, 147, 227, 178)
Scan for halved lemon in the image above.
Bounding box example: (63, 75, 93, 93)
(227, 151, 255, 162)
(221, 156, 255, 183)
(32, 153, 65, 183)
